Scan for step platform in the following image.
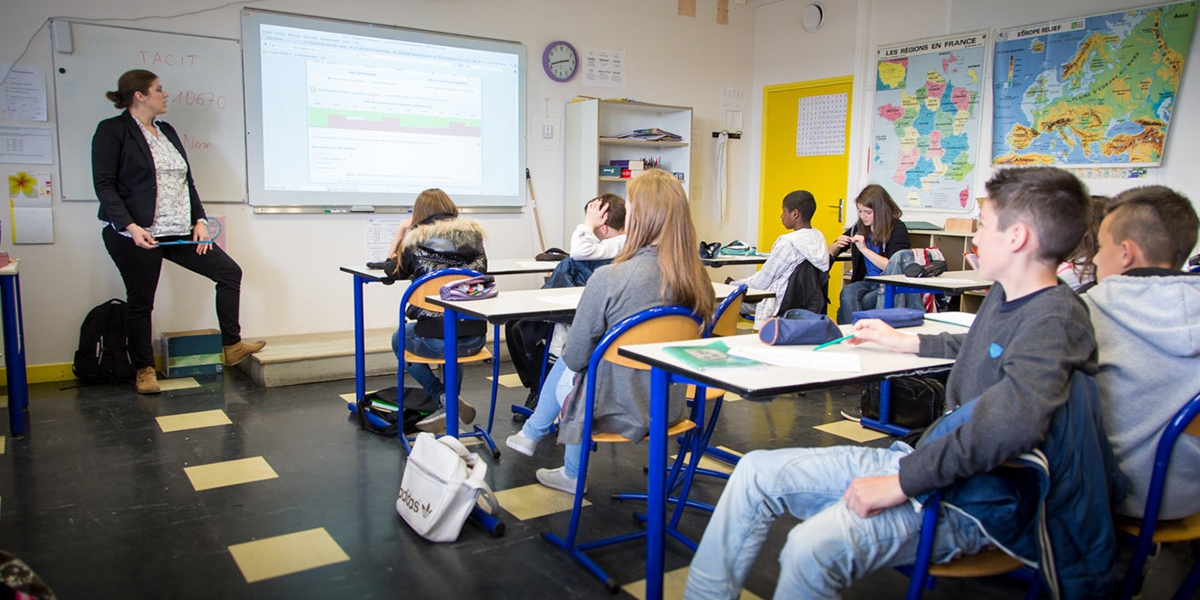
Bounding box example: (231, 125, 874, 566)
(233, 327, 509, 388)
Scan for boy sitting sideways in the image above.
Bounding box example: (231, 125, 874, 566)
(1086, 185, 1200, 520)
(687, 167, 1118, 599)
(569, 193, 627, 260)
(725, 190, 830, 329)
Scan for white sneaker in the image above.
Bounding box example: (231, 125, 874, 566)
(505, 429, 537, 457)
(536, 466, 585, 495)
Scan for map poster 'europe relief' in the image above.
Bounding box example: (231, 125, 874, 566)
(993, 1, 1198, 167)
(871, 33, 987, 211)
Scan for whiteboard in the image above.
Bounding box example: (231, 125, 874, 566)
(52, 22, 246, 203)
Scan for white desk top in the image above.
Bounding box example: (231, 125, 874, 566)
(0, 259, 18, 276)
(619, 321, 962, 399)
(864, 270, 992, 294)
(701, 255, 769, 267)
(430, 282, 772, 325)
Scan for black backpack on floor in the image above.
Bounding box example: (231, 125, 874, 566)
(73, 299, 136, 384)
(860, 376, 947, 430)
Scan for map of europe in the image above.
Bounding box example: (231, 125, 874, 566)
(871, 35, 985, 210)
(993, 1, 1198, 166)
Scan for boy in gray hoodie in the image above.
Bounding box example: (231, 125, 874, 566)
(1088, 185, 1200, 519)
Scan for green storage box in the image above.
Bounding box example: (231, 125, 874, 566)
(162, 329, 224, 378)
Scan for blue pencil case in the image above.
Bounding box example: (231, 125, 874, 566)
(851, 307, 925, 328)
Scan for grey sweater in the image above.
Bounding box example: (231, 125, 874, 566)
(557, 247, 691, 445)
(1086, 269, 1200, 519)
(900, 283, 1097, 496)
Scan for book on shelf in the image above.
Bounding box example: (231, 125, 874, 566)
(610, 159, 646, 169)
(614, 128, 682, 142)
(662, 340, 765, 371)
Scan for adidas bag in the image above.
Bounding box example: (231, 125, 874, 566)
(397, 432, 499, 542)
(72, 299, 135, 384)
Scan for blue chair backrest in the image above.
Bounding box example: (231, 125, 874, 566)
(1137, 390, 1200, 528)
(706, 284, 747, 337)
(398, 267, 484, 316)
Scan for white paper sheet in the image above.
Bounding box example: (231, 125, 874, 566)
(0, 65, 48, 121)
(924, 311, 976, 328)
(729, 347, 862, 372)
(540, 293, 582, 306)
(518, 260, 559, 269)
(0, 126, 53, 164)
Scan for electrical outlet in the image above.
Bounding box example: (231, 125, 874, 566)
(542, 124, 554, 139)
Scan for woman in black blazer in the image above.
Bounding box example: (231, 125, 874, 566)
(827, 184, 911, 323)
(92, 69, 263, 394)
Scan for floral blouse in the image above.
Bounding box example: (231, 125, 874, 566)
(134, 118, 192, 237)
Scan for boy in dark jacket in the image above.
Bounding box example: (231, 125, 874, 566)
(687, 167, 1105, 599)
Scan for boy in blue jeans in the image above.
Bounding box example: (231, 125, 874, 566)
(686, 167, 1102, 599)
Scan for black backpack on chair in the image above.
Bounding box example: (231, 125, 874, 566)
(72, 299, 136, 384)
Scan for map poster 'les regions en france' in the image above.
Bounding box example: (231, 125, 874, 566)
(993, 1, 1198, 167)
(871, 32, 987, 212)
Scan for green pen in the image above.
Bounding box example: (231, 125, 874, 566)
(813, 334, 855, 351)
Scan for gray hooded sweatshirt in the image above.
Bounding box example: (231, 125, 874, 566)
(1086, 269, 1200, 519)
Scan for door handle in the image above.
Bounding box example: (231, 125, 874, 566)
(827, 198, 844, 223)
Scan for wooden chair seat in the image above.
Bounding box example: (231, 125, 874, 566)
(928, 547, 1025, 578)
(403, 346, 492, 365)
(591, 419, 696, 443)
(1117, 511, 1200, 544)
(685, 384, 726, 401)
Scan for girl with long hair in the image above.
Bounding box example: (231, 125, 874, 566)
(505, 169, 716, 493)
(389, 189, 488, 432)
(828, 184, 911, 323)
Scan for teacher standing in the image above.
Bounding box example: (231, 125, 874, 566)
(92, 69, 263, 394)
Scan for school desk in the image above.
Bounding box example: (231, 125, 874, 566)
(1, 260, 27, 436)
(865, 270, 992, 309)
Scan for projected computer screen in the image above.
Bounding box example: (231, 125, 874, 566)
(241, 10, 526, 210)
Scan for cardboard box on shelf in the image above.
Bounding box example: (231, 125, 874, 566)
(944, 218, 978, 233)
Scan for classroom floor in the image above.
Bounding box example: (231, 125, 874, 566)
(0, 363, 1194, 599)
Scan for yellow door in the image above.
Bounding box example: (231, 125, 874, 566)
(761, 76, 853, 316)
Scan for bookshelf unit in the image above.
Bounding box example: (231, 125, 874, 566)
(564, 99, 692, 242)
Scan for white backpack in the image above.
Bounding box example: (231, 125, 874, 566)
(396, 432, 499, 542)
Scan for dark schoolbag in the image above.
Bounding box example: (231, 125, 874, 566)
(860, 376, 947, 430)
(72, 299, 136, 384)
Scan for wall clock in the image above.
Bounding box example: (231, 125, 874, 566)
(542, 41, 579, 82)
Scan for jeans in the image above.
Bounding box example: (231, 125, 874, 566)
(391, 322, 486, 403)
(102, 226, 244, 369)
(520, 359, 583, 479)
(685, 445, 987, 600)
(837, 250, 922, 324)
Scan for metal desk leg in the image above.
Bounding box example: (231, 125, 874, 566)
(883, 284, 896, 309)
(860, 378, 912, 437)
(353, 275, 367, 402)
(646, 366, 670, 600)
(443, 309, 460, 439)
(1, 273, 28, 436)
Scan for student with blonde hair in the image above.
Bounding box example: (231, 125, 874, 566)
(506, 169, 716, 493)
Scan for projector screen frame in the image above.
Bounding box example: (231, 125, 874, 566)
(241, 9, 527, 214)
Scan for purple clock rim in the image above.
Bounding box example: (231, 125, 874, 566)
(542, 40, 578, 82)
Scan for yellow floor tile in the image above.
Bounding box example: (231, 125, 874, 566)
(156, 409, 232, 433)
(713, 445, 744, 459)
(624, 566, 764, 600)
(0, 436, 5, 455)
(488, 373, 524, 388)
(493, 483, 592, 521)
(158, 377, 201, 391)
(813, 419, 889, 443)
(722, 391, 743, 402)
(0, 395, 6, 408)
(184, 456, 279, 491)
(228, 527, 349, 583)
(670, 452, 734, 475)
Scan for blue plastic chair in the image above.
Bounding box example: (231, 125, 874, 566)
(1116, 391, 1200, 600)
(613, 284, 748, 517)
(542, 305, 704, 594)
(390, 268, 502, 457)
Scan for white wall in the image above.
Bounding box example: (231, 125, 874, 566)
(749, 0, 1200, 232)
(0, 0, 758, 366)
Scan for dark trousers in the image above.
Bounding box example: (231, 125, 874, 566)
(102, 226, 243, 369)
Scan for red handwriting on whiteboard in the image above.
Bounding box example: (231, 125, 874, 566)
(139, 51, 198, 67)
(180, 133, 211, 151)
(171, 91, 228, 111)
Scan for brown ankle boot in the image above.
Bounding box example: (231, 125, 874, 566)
(224, 340, 266, 367)
(135, 367, 161, 394)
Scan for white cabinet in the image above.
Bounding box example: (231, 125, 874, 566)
(563, 99, 692, 241)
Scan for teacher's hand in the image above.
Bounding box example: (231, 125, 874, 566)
(193, 221, 210, 255)
(126, 224, 157, 249)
